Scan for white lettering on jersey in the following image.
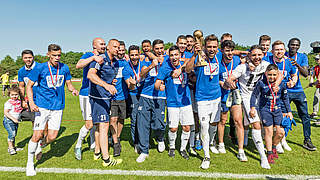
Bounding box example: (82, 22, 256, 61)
(149, 67, 157, 77)
(46, 75, 64, 88)
(204, 63, 219, 76)
(115, 67, 123, 78)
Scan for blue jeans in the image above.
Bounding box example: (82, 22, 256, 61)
(137, 97, 166, 154)
(3, 116, 18, 142)
(288, 92, 311, 141)
(128, 94, 140, 145)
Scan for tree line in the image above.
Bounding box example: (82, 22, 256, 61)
(0, 43, 317, 79)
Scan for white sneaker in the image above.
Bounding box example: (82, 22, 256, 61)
(218, 144, 226, 154)
(210, 145, 219, 154)
(35, 142, 43, 161)
(136, 153, 149, 163)
(157, 141, 165, 153)
(281, 139, 292, 151)
(276, 143, 284, 154)
(26, 163, 36, 176)
(260, 157, 271, 169)
(237, 152, 248, 162)
(200, 157, 210, 169)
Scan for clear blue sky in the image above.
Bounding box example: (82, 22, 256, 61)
(0, 0, 319, 60)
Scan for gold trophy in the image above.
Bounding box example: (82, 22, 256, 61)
(193, 30, 208, 67)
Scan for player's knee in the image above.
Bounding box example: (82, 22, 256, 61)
(32, 133, 43, 142)
(170, 128, 178, 133)
(182, 125, 190, 132)
(210, 122, 218, 126)
(234, 119, 243, 128)
(85, 122, 93, 130)
(252, 122, 261, 130)
(47, 133, 57, 142)
(277, 129, 285, 138)
(219, 120, 226, 126)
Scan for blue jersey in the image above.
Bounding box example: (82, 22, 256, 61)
(219, 56, 241, 102)
(157, 61, 191, 107)
(18, 61, 39, 101)
(127, 60, 144, 96)
(194, 54, 221, 101)
(79, 52, 94, 96)
(112, 59, 131, 100)
(250, 78, 291, 113)
(265, 55, 297, 84)
(182, 51, 193, 59)
(89, 54, 117, 99)
(262, 52, 273, 61)
(285, 52, 308, 93)
(140, 58, 167, 99)
(29, 62, 72, 110)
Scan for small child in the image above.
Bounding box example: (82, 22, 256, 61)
(310, 55, 320, 122)
(249, 64, 293, 165)
(3, 86, 23, 155)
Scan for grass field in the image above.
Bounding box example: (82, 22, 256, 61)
(0, 78, 319, 179)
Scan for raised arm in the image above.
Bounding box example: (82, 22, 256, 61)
(76, 55, 104, 69)
(125, 77, 136, 90)
(154, 79, 165, 91)
(140, 59, 157, 78)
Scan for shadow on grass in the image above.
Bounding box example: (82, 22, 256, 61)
(286, 139, 304, 148)
(17, 135, 32, 149)
(35, 127, 77, 167)
(265, 176, 286, 180)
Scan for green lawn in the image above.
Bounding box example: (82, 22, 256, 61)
(0, 78, 319, 179)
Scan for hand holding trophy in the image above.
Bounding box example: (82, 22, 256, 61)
(193, 30, 208, 67)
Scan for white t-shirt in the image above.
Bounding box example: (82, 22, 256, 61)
(232, 60, 270, 97)
(4, 99, 23, 120)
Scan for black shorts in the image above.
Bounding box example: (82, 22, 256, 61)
(110, 100, 127, 119)
(2, 85, 9, 91)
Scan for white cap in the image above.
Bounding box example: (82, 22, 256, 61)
(315, 54, 320, 60)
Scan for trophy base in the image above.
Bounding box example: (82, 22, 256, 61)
(195, 61, 208, 67)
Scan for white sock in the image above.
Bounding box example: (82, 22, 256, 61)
(90, 125, 96, 148)
(180, 130, 190, 151)
(168, 131, 177, 149)
(201, 121, 210, 158)
(238, 148, 244, 154)
(219, 142, 225, 147)
(27, 140, 38, 164)
(252, 129, 267, 159)
(189, 125, 195, 148)
(195, 132, 200, 140)
(209, 125, 217, 145)
(76, 125, 90, 148)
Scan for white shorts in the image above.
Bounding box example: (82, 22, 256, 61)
(242, 96, 260, 126)
(167, 105, 195, 128)
(34, 108, 63, 131)
(79, 95, 92, 121)
(197, 97, 221, 123)
(190, 89, 198, 113)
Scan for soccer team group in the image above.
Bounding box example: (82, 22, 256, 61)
(12, 31, 317, 176)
